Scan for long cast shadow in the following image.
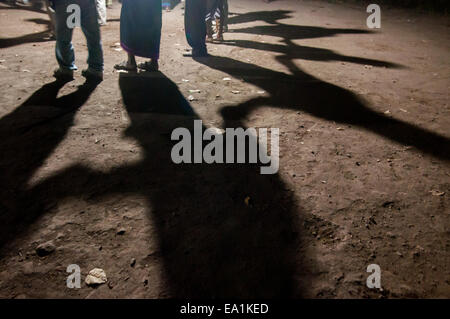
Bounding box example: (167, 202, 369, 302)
(205, 10, 444, 159)
(194, 55, 449, 161)
(224, 11, 401, 68)
(218, 39, 403, 68)
(227, 10, 370, 41)
(0, 1, 47, 14)
(19, 72, 305, 298)
(232, 23, 370, 40)
(0, 30, 53, 49)
(0, 80, 100, 250)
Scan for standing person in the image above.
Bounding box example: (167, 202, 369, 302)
(114, 0, 162, 72)
(53, 0, 104, 82)
(184, 0, 208, 57)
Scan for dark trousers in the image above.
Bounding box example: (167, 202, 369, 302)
(184, 0, 207, 53)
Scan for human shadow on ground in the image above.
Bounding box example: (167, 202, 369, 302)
(194, 54, 449, 161)
(218, 39, 403, 68)
(1, 72, 305, 298)
(0, 29, 53, 48)
(0, 80, 100, 250)
(196, 8, 446, 160)
(0, 1, 47, 15)
(0, 7, 53, 48)
(223, 10, 402, 68)
(227, 10, 293, 25)
(228, 10, 369, 40)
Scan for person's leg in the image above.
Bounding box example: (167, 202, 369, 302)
(215, 0, 224, 41)
(184, 0, 207, 56)
(53, 0, 76, 77)
(44, 0, 56, 37)
(205, 0, 217, 42)
(96, 0, 107, 26)
(80, 0, 104, 79)
(222, 0, 228, 32)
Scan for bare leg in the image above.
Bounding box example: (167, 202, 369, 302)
(127, 53, 137, 67)
(114, 53, 137, 71)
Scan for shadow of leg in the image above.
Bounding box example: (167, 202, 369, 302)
(0, 80, 99, 251)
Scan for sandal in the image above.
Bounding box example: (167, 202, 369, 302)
(138, 60, 159, 72)
(114, 61, 137, 71)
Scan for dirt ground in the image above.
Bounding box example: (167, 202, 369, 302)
(0, 0, 448, 299)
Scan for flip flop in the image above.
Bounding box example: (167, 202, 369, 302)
(114, 61, 137, 71)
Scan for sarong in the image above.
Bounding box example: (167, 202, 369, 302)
(120, 0, 162, 59)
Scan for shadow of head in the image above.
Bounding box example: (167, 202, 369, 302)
(116, 71, 304, 298)
(2, 79, 100, 134)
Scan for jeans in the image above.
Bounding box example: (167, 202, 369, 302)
(54, 0, 104, 72)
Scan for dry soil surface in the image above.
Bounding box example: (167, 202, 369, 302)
(0, 0, 449, 298)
